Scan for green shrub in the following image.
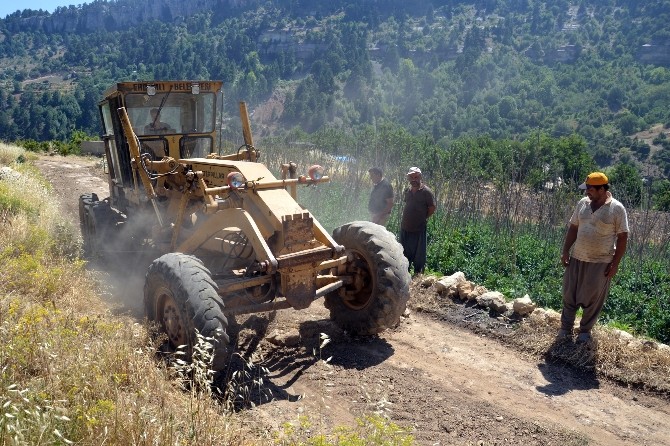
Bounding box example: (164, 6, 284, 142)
(0, 183, 40, 218)
(274, 414, 414, 445)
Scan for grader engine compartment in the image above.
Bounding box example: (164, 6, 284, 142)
(80, 80, 411, 372)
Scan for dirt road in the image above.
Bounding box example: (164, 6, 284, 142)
(35, 154, 670, 445)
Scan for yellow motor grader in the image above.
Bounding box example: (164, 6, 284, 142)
(80, 80, 410, 370)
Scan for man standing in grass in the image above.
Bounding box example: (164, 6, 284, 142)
(400, 167, 436, 275)
(559, 172, 629, 344)
(368, 167, 394, 226)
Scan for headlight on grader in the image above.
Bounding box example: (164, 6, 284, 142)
(227, 171, 246, 189)
(308, 165, 324, 181)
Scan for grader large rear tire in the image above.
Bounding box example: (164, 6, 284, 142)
(78, 193, 98, 257)
(79, 194, 121, 259)
(144, 253, 231, 371)
(324, 221, 410, 335)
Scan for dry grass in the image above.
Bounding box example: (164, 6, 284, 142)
(509, 313, 670, 394)
(410, 277, 670, 395)
(1, 144, 410, 446)
(1, 144, 251, 445)
(0, 143, 26, 166)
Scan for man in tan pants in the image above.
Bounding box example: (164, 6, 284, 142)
(559, 172, 629, 344)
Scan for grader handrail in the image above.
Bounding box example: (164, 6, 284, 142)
(204, 175, 331, 196)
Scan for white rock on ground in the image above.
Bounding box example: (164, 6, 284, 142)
(0, 166, 21, 181)
(434, 271, 466, 296)
(612, 328, 634, 343)
(467, 285, 488, 301)
(476, 291, 507, 313)
(267, 329, 301, 347)
(513, 294, 536, 316)
(456, 281, 474, 300)
(528, 307, 561, 327)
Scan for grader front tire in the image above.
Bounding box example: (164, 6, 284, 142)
(144, 253, 231, 371)
(325, 221, 410, 335)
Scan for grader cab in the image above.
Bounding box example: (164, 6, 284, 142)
(81, 80, 410, 371)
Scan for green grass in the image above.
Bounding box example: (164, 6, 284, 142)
(274, 414, 414, 446)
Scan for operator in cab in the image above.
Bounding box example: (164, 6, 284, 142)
(144, 108, 174, 134)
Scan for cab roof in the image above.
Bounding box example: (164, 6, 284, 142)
(101, 80, 223, 101)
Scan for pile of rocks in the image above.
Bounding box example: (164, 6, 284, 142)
(421, 272, 537, 317)
(420, 272, 670, 353)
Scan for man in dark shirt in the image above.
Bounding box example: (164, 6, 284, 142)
(368, 167, 394, 226)
(400, 167, 436, 274)
(144, 108, 174, 135)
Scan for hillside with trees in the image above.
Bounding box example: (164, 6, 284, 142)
(1, 0, 670, 203)
(1, 4, 670, 443)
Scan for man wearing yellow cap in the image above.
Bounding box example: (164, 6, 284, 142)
(558, 172, 629, 344)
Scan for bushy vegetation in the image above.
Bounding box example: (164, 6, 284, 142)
(13, 129, 93, 156)
(422, 216, 670, 344)
(260, 127, 670, 345)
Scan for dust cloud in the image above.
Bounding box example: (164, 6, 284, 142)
(87, 211, 163, 320)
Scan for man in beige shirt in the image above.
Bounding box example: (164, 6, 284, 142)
(559, 172, 629, 344)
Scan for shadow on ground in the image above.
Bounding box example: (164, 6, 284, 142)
(536, 338, 600, 396)
(219, 312, 395, 410)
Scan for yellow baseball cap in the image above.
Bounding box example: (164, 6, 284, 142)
(578, 172, 608, 189)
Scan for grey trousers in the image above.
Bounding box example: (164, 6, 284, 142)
(561, 258, 611, 334)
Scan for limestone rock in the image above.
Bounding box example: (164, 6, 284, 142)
(0, 166, 21, 181)
(512, 294, 536, 316)
(456, 281, 474, 300)
(476, 291, 507, 313)
(612, 328, 634, 343)
(267, 329, 301, 347)
(528, 307, 547, 323)
(528, 307, 561, 327)
(7, 0, 220, 33)
(434, 272, 466, 296)
(466, 285, 488, 301)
